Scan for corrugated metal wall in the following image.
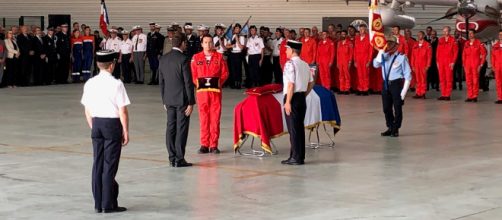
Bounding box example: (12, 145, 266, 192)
(0, 0, 454, 34)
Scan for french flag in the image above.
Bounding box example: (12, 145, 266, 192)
(100, 0, 110, 36)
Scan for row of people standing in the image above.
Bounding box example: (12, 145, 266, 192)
(0, 23, 108, 88)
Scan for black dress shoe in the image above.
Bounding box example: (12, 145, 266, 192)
(170, 161, 175, 167)
(345, 91, 351, 95)
(95, 208, 102, 213)
(362, 92, 369, 96)
(391, 129, 399, 137)
(103, 207, 127, 213)
(209, 148, 221, 154)
(381, 129, 392, 136)
(443, 96, 451, 101)
(495, 100, 502, 104)
(437, 96, 445, 100)
(472, 98, 478, 102)
(465, 99, 472, 102)
(282, 158, 304, 165)
(174, 160, 193, 167)
(281, 158, 292, 164)
(198, 146, 209, 154)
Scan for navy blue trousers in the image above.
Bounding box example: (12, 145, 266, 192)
(91, 118, 123, 210)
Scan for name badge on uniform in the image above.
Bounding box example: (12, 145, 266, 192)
(392, 61, 400, 69)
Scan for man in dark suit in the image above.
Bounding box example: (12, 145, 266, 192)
(56, 24, 71, 84)
(32, 27, 46, 86)
(159, 32, 195, 168)
(16, 25, 34, 86)
(43, 27, 58, 85)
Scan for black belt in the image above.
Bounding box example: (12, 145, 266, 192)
(388, 78, 404, 85)
(197, 77, 220, 90)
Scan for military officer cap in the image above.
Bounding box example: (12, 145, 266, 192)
(197, 25, 208, 31)
(385, 35, 398, 44)
(167, 26, 175, 32)
(61, 23, 69, 27)
(184, 22, 193, 30)
(47, 27, 55, 31)
(286, 40, 302, 50)
(155, 24, 162, 29)
(120, 30, 129, 35)
(215, 23, 226, 29)
(149, 22, 156, 26)
(131, 25, 142, 31)
(109, 28, 118, 33)
(96, 50, 118, 63)
(171, 22, 180, 27)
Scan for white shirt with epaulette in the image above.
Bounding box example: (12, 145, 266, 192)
(283, 56, 314, 94)
(81, 71, 131, 118)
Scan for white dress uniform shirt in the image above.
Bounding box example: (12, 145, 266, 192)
(231, 35, 246, 53)
(81, 71, 131, 118)
(272, 37, 283, 57)
(119, 39, 133, 54)
(132, 33, 147, 52)
(246, 35, 264, 55)
(283, 56, 314, 94)
(213, 36, 227, 54)
(105, 37, 121, 53)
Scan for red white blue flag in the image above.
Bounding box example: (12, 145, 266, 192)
(100, 0, 110, 36)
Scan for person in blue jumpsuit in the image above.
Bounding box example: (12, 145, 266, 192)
(71, 29, 83, 83)
(82, 26, 95, 82)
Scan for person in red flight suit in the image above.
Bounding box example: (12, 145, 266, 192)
(436, 26, 458, 101)
(300, 28, 317, 65)
(354, 24, 373, 95)
(191, 35, 229, 154)
(337, 30, 354, 94)
(491, 30, 502, 104)
(316, 31, 335, 90)
(404, 29, 416, 90)
(369, 48, 383, 93)
(411, 31, 432, 99)
(279, 28, 291, 70)
(462, 30, 487, 102)
(391, 26, 409, 56)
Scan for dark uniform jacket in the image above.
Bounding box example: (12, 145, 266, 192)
(43, 35, 58, 61)
(186, 34, 200, 59)
(56, 32, 71, 57)
(147, 31, 164, 56)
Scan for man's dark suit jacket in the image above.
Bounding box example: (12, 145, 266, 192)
(159, 49, 195, 107)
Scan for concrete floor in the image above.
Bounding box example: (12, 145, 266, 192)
(1, 83, 502, 220)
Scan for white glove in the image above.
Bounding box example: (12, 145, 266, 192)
(400, 79, 411, 100)
(374, 50, 385, 63)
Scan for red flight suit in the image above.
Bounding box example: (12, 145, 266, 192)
(462, 39, 486, 99)
(191, 51, 229, 149)
(279, 39, 289, 70)
(436, 36, 458, 97)
(300, 37, 317, 65)
(395, 34, 409, 56)
(405, 38, 416, 88)
(316, 39, 335, 90)
(411, 40, 432, 96)
(354, 34, 373, 92)
(329, 36, 339, 90)
(491, 41, 502, 101)
(337, 39, 354, 92)
(369, 48, 383, 92)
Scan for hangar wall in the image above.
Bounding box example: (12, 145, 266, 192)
(0, 0, 454, 34)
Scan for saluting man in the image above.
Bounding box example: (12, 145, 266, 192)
(81, 50, 130, 213)
(282, 40, 314, 165)
(373, 35, 412, 137)
(191, 35, 229, 154)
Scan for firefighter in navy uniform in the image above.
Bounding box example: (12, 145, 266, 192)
(147, 23, 164, 85)
(43, 27, 58, 85)
(81, 50, 130, 214)
(56, 24, 71, 84)
(184, 23, 199, 59)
